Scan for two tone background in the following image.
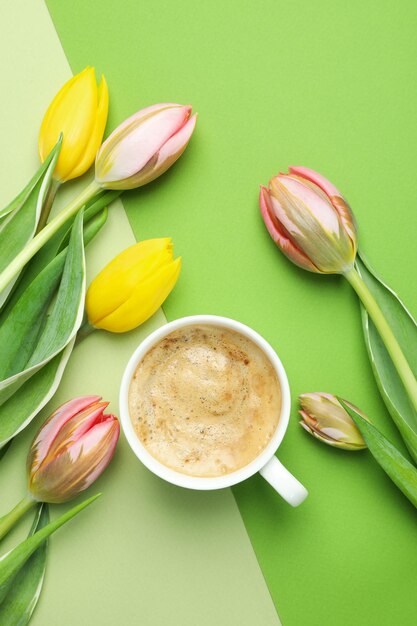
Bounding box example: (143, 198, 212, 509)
(1, 1, 416, 624)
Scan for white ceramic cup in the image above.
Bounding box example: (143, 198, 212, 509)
(119, 315, 308, 507)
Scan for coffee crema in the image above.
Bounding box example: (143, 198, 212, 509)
(129, 324, 281, 477)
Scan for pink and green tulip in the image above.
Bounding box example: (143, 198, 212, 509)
(28, 395, 119, 503)
(95, 103, 197, 190)
(259, 166, 357, 274)
(0, 396, 119, 541)
(299, 392, 367, 450)
(260, 166, 417, 429)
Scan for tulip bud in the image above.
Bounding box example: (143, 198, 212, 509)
(27, 396, 119, 503)
(95, 103, 197, 190)
(39, 67, 109, 182)
(260, 166, 357, 274)
(299, 392, 367, 450)
(86, 238, 181, 333)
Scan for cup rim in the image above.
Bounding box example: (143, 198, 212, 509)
(119, 315, 291, 490)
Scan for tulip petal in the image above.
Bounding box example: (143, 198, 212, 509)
(97, 103, 178, 153)
(67, 417, 118, 460)
(39, 68, 98, 182)
(276, 176, 341, 235)
(96, 105, 192, 183)
(27, 396, 100, 475)
(259, 186, 319, 272)
(289, 166, 342, 198)
(115, 113, 197, 190)
(29, 419, 119, 503)
(289, 166, 357, 248)
(68, 419, 120, 489)
(39, 71, 83, 161)
(156, 112, 196, 164)
(300, 420, 363, 449)
(67, 418, 119, 473)
(128, 113, 197, 188)
(331, 196, 357, 250)
(65, 75, 109, 181)
(270, 176, 354, 273)
(44, 401, 109, 461)
(96, 257, 181, 332)
(86, 238, 174, 325)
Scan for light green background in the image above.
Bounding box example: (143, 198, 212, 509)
(45, 0, 417, 625)
(0, 2, 280, 625)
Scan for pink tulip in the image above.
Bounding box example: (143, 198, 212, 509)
(259, 166, 357, 274)
(27, 396, 119, 503)
(95, 103, 197, 190)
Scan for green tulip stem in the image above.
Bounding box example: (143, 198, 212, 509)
(76, 319, 97, 343)
(0, 494, 36, 542)
(345, 267, 417, 414)
(36, 178, 61, 234)
(0, 180, 101, 297)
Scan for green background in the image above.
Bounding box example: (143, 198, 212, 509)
(5, 0, 417, 624)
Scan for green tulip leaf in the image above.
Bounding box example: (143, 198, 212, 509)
(355, 255, 417, 463)
(0, 139, 61, 308)
(26, 209, 85, 366)
(14, 194, 111, 298)
(340, 400, 417, 508)
(7, 190, 116, 290)
(0, 208, 108, 447)
(0, 252, 66, 381)
(0, 494, 101, 594)
(0, 137, 61, 221)
(0, 211, 85, 405)
(0, 341, 74, 448)
(0, 504, 49, 625)
(0, 206, 107, 324)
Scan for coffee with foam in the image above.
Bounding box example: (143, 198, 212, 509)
(128, 324, 281, 477)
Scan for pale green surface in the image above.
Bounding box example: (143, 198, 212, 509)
(0, 2, 280, 625)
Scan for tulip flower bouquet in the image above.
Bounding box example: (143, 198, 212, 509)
(0, 68, 195, 450)
(260, 167, 417, 507)
(0, 66, 194, 622)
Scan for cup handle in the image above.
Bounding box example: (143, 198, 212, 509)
(259, 456, 308, 507)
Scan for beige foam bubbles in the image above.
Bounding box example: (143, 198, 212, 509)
(129, 324, 281, 477)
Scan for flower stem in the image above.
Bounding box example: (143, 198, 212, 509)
(0, 180, 101, 297)
(0, 494, 36, 542)
(345, 267, 417, 413)
(36, 178, 61, 233)
(76, 319, 96, 344)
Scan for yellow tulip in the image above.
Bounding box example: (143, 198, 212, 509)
(39, 67, 109, 182)
(86, 238, 181, 333)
